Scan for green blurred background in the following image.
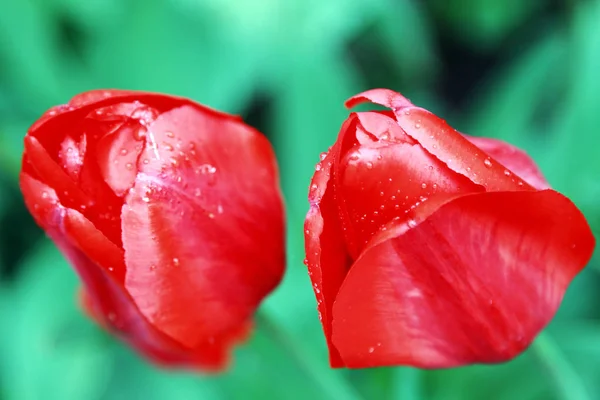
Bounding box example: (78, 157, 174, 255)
(1, 0, 599, 399)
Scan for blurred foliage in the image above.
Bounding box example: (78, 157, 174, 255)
(0, 0, 599, 399)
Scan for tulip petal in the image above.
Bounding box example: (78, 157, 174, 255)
(331, 190, 595, 368)
(19, 173, 197, 367)
(338, 112, 481, 254)
(464, 135, 550, 189)
(306, 129, 352, 367)
(122, 105, 284, 353)
(346, 89, 531, 192)
(69, 90, 141, 107)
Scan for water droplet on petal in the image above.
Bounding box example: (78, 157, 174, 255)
(319, 152, 328, 161)
(172, 257, 180, 266)
(407, 219, 418, 228)
(166, 131, 175, 138)
(368, 347, 375, 353)
(120, 148, 128, 156)
(315, 163, 322, 171)
(421, 183, 427, 189)
(504, 169, 511, 176)
(483, 158, 492, 168)
(366, 162, 374, 169)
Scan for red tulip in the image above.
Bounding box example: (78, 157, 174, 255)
(20, 90, 285, 371)
(305, 88, 595, 369)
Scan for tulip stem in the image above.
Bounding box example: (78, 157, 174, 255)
(532, 332, 590, 400)
(256, 311, 365, 400)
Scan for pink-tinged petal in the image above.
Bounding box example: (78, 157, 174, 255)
(346, 90, 531, 192)
(332, 190, 595, 368)
(69, 90, 141, 107)
(337, 112, 481, 255)
(345, 88, 414, 110)
(464, 135, 550, 190)
(306, 135, 351, 367)
(122, 105, 284, 352)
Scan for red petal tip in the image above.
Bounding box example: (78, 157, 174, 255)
(345, 89, 414, 110)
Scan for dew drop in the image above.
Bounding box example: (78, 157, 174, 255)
(517, 181, 524, 187)
(142, 159, 149, 165)
(366, 162, 374, 169)
(310, 183, 318, 191)
(217, 204, 224, 214)
(504, 169, 511, 176)
(164, 143, 174, 152)
(194, 188, 202, 197)
(172, 257, 180, 266)
(415, 122, 421, 129)
(421, 183, 427, 189)
(407, 219, 418, 228)
(368, 347, 375, 354)
(483, 158, 492, 168)
(349, 153, 360, 161)
(125, 163, 133, 170)
(315, 163, 322, 171)
(166, 131, 175, 138)
(120, 148, 128, 156)
(150, 264, 156, 271)
(303, 258, 308, 265)
(208, 212, 215, 219)
(319, 152, 328, 161)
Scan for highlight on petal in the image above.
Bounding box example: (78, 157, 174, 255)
(331, 190, 595, 368)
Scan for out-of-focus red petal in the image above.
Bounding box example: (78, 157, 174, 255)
(337, 112, 482, 254)
(332, 190, 595, 368)
(346, 90, 532, 192)
(305, 128, 351, 367)
(62, 208, 126, 284)
(464, 135, 550, 189)
(19, 173, 61, 230)
(121, 105, 284, 353)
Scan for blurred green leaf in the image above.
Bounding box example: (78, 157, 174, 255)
(0, 240, 111, 400)
(532, 332, 591, 400)
(548, 0, 600, 237)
